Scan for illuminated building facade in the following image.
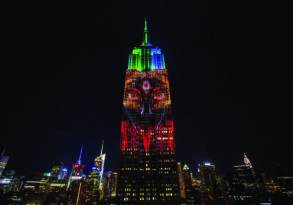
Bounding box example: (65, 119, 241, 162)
(109, 172, 118, 198)
(229, 153, 259, 202)
(117, 20, 179, 204)
(94, 141, 106, 192)
(177, 162, 186, 199)
(50, 161, 68, 181)
(87, 167, 100, 204)
(67, 146, 85, 190)
(104, 171, 118, 203)
(182, 164, 196, 205)
(72, 146, 85, 178)
(198, 162, 217, 192)
(276, 177, 293, 197)
(198, 162, 218, 203)
(86, 141, 106, 202)
(67, 147, 87, 205)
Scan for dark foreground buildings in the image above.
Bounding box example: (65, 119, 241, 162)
(117, 19, 179, 204)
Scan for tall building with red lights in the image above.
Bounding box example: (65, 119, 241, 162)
(117, 20, 179, 204)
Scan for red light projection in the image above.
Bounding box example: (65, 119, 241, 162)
(142, 128, 152, 153)
(121, 69, 175, 153)
(121, 120, 128, 151)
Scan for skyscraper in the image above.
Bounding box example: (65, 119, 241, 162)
(117, 20, 179, 204)
(67, 146, 86, 205)
(229, 153, 259, 202)
(198, 162, 219, 204)
(93, 141, 106, 201)
(72, 146, 85, 178)
(198, 162, 217, 193)
(50, 161, 65, 181)
(182, 164, 196, 205)
(103, 171, 118, 202)
(94, 141, 106, 192)
(67, 146, 85, 190)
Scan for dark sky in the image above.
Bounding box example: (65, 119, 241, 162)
(1, 1, 290, 176)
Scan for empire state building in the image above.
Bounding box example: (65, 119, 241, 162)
(117, 20, 179, 205)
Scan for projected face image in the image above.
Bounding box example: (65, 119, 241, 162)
(123, 70, 171, 116)
(121, 70, 175, 152)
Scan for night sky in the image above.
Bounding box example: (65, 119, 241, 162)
(1, 1, 290, 176)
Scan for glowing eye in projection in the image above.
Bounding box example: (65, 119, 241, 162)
(154, 92, 166, 100)
(153, 88, 166, 100)
(126, 88, 141, 101)
(127, 92, 140, 100)
(142, 80, 151, 93)
(124, 88, 141, 110)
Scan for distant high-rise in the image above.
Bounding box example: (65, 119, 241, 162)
(87, 167, 100, 203)
(229, 153, 259, 202)
(198, 162, 217, 192)
(94, 141, 106, 191)
(67, 146, 86, 204)
(92, 141, 106, 201)
(67, 146, 85, 190)
(117, 20, 179, 204)
(198, 161, 218, 203)
(50, 161, 65, 181)
(73, 146, 85, 178)
(244, 152, 253, 168)
(182, 164, 196, 205)
(104, 171, 118, 201)
(0, 149, 9, 177)
(177, 162, 186, 199)
(177, 163, 196, 205)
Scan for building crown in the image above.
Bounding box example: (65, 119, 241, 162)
(127, 19, 166, 71)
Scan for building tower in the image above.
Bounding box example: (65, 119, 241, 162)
(182, 164, 196, 205)
(67, 146, 85, 190)
(229, 153, 259, 202)
(94, 140, 106, 191)
(117, 19, 179, 204)
(92, 141, 106, 201)
(198, 162, 218, 203)
(50, 161, 65, 181)
(244, 152, 253, 168)
(73, 146, 85, 177)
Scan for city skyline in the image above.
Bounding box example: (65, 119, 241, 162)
(1, 0, 290, 178)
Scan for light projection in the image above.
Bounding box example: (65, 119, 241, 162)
(118, 20, 179, 204)
(121, 69, 174, 153)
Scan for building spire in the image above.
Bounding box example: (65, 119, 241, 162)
(142, 18, 151, 46)
(77, 145, 83, 165)
(244, 153, 253, 168)
(100, 140, 104, 155)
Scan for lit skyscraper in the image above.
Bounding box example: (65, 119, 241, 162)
(182, 164, 196, 205)
(104, 171, 118, 201)
(117, 20, 179, 204)
(67, 146, 85, 190)
(93, 141, 106, 200)
(50, 161, 66, 181)
(229, 153, 259, 202)
(72, 146, 85, 177)
(198, 161, 218, 203)
(94, 141, 106, 191)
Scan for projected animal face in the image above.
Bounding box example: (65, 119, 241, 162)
(123, 70, 171, 126)
(121, 69, 175, 152)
